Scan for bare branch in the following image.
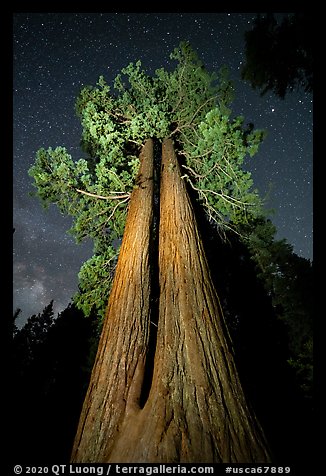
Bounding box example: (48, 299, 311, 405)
(76, 189, 130, 200)
(187, 178, 250, 209)
(106, 196, 130, 222)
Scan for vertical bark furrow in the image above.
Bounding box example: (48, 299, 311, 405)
(71, 139, 154, 462)
(139, 137, 271, 463)
(72, 137, 271, 464)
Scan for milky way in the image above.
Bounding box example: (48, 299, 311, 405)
(13, 12, 313, 325)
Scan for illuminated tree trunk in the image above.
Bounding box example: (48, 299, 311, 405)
(71, 138, 271, 463)
(71, 138, 154, 462)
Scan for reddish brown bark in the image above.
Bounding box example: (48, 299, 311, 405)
(106, 138, 271, 463)
(71, 137, 271, 463)
(71, 138, 154, 462)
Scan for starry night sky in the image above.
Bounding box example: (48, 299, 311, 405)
(13, 12, 313, 326)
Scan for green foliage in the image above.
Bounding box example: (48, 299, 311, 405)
(179, 107, 266, 235)
(243, 217, 313, 397)
(73, 241, 119, 321)
(29, 41, 266, 318)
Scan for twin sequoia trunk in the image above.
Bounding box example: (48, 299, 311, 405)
(71, 138, 271, 463)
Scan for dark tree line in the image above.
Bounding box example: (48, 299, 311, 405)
(11, 30, 313, 463)
(11, 302, 99, 462)
(196, 215, 313, 463)
(11, 218, 313, 463)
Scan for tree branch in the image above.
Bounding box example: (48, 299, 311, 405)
(76, 189, 130, 200)
(187, 178, 250, 209)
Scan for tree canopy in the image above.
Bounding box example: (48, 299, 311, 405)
(29, 41, 266, 319)
(241, 13, 313, 98)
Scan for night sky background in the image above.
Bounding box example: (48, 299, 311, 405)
(13, 12, 313, 326)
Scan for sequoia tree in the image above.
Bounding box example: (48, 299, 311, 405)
(29, 42, 271, 462)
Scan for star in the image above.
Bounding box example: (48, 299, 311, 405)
(13, 12, 313, 324)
